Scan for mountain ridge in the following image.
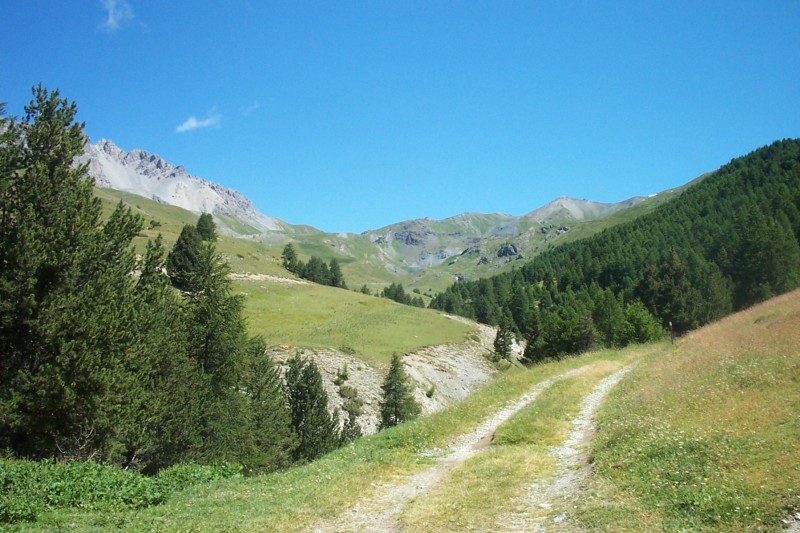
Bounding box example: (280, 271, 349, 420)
(81, 137, 687, 290)
(78, 138, 291, 236)
(80, 137, 660, 238)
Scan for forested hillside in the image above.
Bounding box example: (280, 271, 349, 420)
(431, 139, 800, 358)
(0, 87, 383, 488)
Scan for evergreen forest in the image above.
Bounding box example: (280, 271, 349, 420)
(430, 139, 800, 360)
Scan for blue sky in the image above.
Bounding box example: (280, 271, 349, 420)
(2, 1, 799, 233)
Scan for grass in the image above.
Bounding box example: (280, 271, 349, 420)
(399, 356, 635, 531)
(96, 187, 289, 276)
(14, 352, 621, 532)
(575, 289, 800, 531)
(235, 279, 472, 365)
(0, 461, 241, 525)
(12, 286, 797, 532)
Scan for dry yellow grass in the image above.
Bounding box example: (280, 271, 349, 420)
(577, 290, 800, 531)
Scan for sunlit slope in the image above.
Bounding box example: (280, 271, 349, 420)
(96, 187, 290, 276)
(20, 291, 798, 531)
(578, 289, 800, 531)
(96, 188, 475, 362)
(234, 279, 472, 366)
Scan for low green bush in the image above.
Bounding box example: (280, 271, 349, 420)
(0, 459, 242, 525)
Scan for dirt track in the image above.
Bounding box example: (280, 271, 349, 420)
(309, 364, 631, 533)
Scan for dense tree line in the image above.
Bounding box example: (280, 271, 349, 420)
(381, 282, 425, 307)
(281, 243, 347, 288)
(0, 88, 366, 474)
(431, 139, 800, 359)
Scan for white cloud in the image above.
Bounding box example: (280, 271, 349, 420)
(241, 101, 261, 116)
(176, 108, 222, 133)
(100, 0, 134, 32)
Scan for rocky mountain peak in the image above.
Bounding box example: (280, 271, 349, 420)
(78, 138, 288, 235)
(524, 196, 645, 223)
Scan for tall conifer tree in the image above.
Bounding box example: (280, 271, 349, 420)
(284, 355, 339, 462)
(0, 86, 144, 458)
(167, 224, 202, 291)
(195, 212, 217, 241)
(379, 354, 421, 429)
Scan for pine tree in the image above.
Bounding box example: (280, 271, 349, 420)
(126, 234, 198, 470)
(379, 353, 421, 429)
(284, 355, 339, 462)
(281, 243, 299, 274)
(328, 258, 347, 289)
(181, 243, 251, 463)
(167, 224, 203, 291)
(0, 86, 145, 459)
(241, 337, 297, 472)
(304, 256, 330, 285)
(340, 410, 362, 444)
(493, 314, 514, 360)
(521, 308, 543, 365)
(592, 288, 626, 347)
(196, 212, 217, 241)
(184, 243, 246, 388)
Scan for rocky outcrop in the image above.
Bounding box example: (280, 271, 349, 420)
(77, 138, 289, 235)
(497, 243, 520, 257)
(526, 196, 646, 224)
(266, 316, 509, 436)
(461, 245, 482, 255)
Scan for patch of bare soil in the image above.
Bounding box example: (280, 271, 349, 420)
(229, 272, 309, 284)
(270, 315, 505, 436)
(786, 514, 800, 532)
(403, 319, 499, 415)
(495, 365, 633, 532)
(308, 366, 588, 533)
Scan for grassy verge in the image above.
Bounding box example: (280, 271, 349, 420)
(16, 351, 623, 532)
(575, 290, 800, 531)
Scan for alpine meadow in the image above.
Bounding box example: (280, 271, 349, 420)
(2, 60, 800, 533)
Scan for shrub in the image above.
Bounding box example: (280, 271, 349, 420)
(334, 364, 350, 385)
(0, 459, 242, 525)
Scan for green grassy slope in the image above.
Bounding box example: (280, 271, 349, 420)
(96, 188, 287, 274)
(235, 280, 471, 366)
(96, 187, 475, 364)
(576, 289, 800, 531)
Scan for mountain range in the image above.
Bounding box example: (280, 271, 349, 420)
(80, 138, 685, 288)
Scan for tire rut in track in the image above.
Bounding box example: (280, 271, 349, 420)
(495, 365, 633, 532)
(309, 365, 591, 533)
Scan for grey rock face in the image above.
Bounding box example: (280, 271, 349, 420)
(77, 138, 288, 235)
(497, 243, 520, 257)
